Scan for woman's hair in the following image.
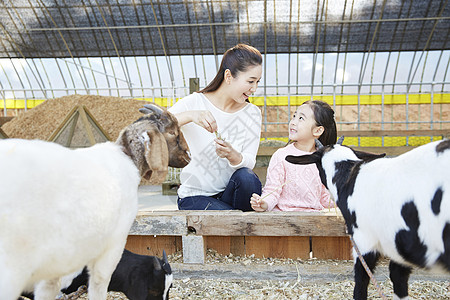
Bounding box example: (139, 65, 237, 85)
(304, 100, 337, 146)
(199, 44, 262, 94)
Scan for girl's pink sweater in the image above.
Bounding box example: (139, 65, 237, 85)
(262, 143, 331, 211)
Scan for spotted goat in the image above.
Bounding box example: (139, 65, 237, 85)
(286, 137, 450, 300)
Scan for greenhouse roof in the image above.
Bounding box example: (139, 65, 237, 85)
(0, 0, 449, 59)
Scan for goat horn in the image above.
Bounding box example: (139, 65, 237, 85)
(139, 107, 153, 114)
(337, 136, 345, 145)
(315, 139, 324, 150)
(142, 104, 164, 116)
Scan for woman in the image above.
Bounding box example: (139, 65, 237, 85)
(168, 44, 263, 210)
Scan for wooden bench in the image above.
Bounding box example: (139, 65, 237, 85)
(125, 210, 351, 264)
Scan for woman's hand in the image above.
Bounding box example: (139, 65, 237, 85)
(192, 110, 217, 133)
(250, 193, 268, 212)
(215, 138, 242, 166)
(173, 110, 217, 132)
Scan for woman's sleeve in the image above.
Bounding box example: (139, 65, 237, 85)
(168, 94, 191, 115)
(261, 151, 286, 211)
(228, 106, 262, 170)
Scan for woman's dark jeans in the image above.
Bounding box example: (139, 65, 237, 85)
(177, 167, 262, 211)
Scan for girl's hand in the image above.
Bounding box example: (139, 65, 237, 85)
(215, 138, 242, 166)
(192, 110, 217, 133)
(250, 193, 268, 212)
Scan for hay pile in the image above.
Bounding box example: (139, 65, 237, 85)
(2, 94, 148, 141)
(2, 94, 168, 184)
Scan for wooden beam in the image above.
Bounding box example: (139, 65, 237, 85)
(129, 211, 188, 236)
(186, 211, 347, 237)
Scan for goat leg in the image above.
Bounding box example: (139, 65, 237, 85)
(353, 251, 380, 300)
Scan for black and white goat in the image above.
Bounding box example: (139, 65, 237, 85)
(0, 104, 189, 300)
(21, 249, 172, 300)
(286, 137, 450, 300)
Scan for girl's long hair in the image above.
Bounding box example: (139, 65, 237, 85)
(199, 44, 262, 96)
(286, 100, 337, 147)
(305, 100, 337, 146)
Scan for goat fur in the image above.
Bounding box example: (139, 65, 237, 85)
(0, 105, 189, 300)
(21, 249, 173, 300)
(286, 139, 450, 300)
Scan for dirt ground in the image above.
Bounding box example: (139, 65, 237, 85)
(57, 250, 450, 299)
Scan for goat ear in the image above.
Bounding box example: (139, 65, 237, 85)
(162, 250, 171, 274)
(143, 128, 169, 182)
(285, 152, 321, 165)
(353, 149, 386, 162)
(315, 139, 324, 150)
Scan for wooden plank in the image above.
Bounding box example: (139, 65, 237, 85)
(205, 236, 246, 257)
(311, 236, 352, 260)
(245, 236, 310, 259)
(129, 211, 187, 236)
(82, 105, 112, 141)
(125, 235, 181, 257)
(230, 236, 246, 256)
(48, 105, 78, 143)
(206, 236, 232, 256)
(187, 211, 347, 237)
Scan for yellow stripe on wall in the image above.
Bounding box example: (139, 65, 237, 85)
(0, 99, 45, 109)
(1, 93, 449, 109)
(262, 136, 444, 148)
(251, 93, 450, 106)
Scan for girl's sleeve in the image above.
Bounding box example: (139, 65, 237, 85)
(228, 106, 262, 170)
(261, 151, 286, 211)
(319, 184, 332, 209)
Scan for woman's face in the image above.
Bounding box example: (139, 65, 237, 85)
(228, 64, 262, 103)
(288, 104, 320, 142)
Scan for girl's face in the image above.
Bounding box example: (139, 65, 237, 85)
(228, 64, 262, 103)
(289, 104, 323, 143)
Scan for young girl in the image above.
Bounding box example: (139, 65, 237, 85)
(250, 100, 337, 212)
(167, 44, 263, 211)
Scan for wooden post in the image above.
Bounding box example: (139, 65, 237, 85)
(182, 235, 205, 264)
(189, 78, 199, 94)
